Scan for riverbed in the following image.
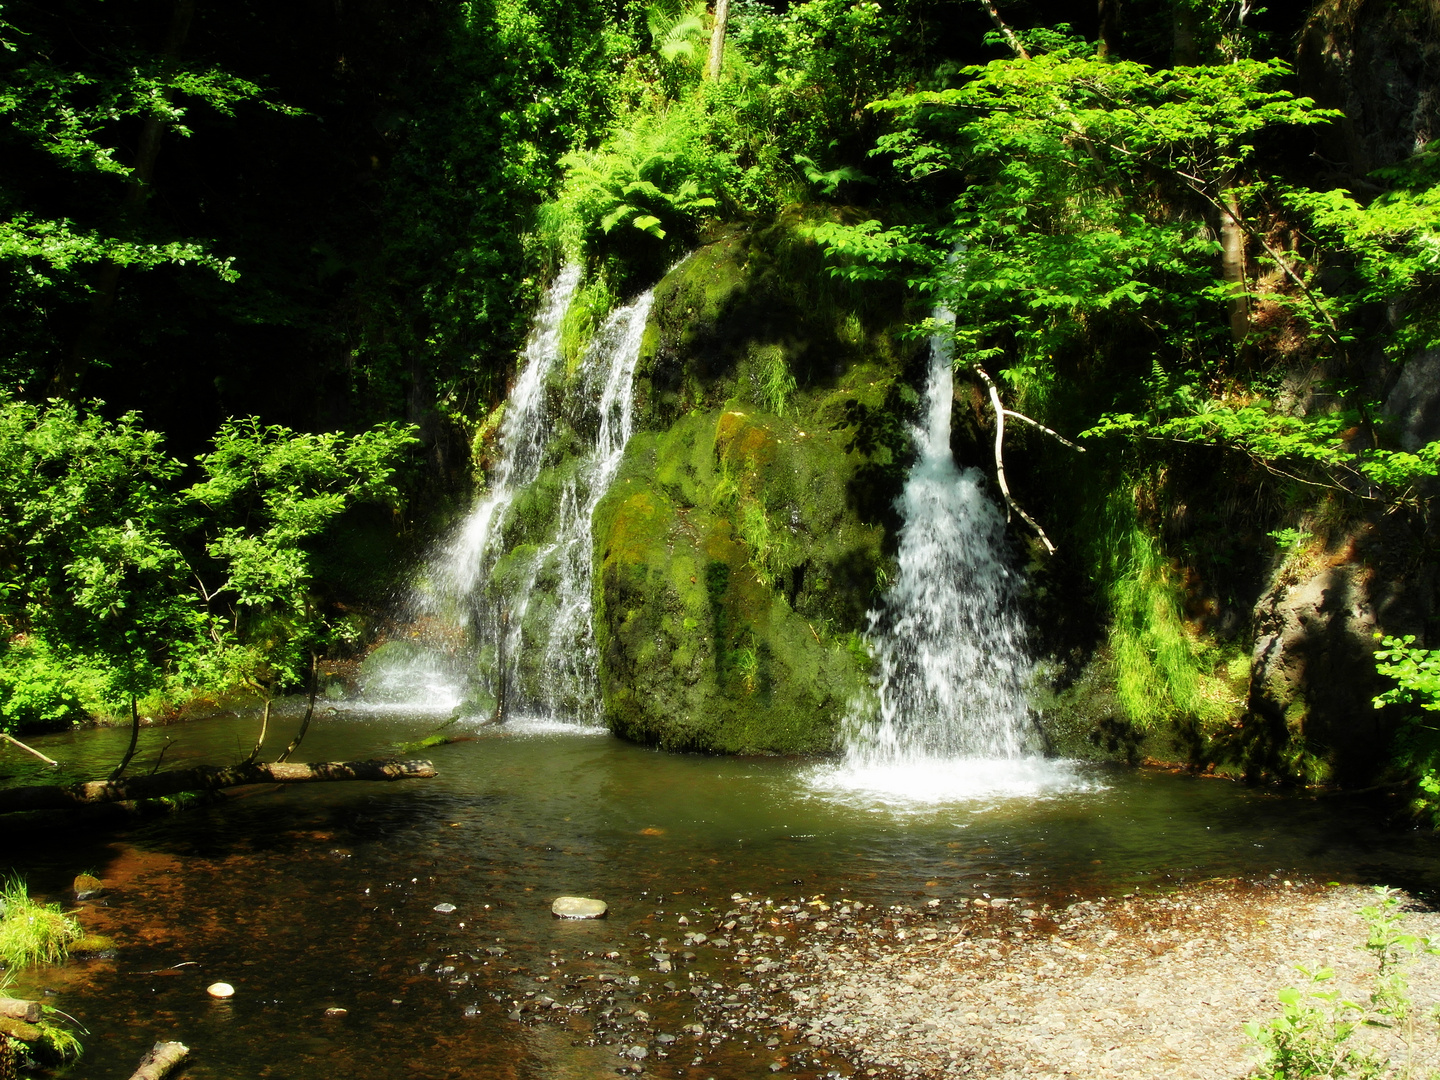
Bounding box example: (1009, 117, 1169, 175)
(3, 707, 1439, 1079)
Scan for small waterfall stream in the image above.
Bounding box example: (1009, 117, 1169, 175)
(814, 310, 1091, 803)
(362, 265, 653, 722)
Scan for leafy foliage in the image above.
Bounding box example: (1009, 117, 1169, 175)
(0, 396, 415, 728)
(1373, 635, 1440, 826)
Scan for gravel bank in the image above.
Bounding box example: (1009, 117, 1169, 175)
(686, 882, 1440, 1079)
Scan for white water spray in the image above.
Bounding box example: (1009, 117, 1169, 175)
(361, 265, 656, 722)
(811, 310, 1095, 804)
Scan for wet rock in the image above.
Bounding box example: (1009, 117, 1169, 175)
(206, 982, 234, 999)
(433, 902, 457, 914)
(324, 1007, 348, 1018)
(72, 873, 103, 901)
(552, 896, 608, 919)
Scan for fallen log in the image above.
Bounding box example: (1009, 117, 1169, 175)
(0, 759, 436, 814)
(0, 997, 41, 1023)
(128, 1040, 189, 1080)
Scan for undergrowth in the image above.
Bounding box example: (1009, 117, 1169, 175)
(1246, 887, 1437, 1079)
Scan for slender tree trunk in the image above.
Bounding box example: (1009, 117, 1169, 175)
(247, 697, 271, 764)
(705, 0, 730, 80)
(275, 654, 319, 764)
(1172, 0, 1199, 65)
(1219, 184, 1251, 354)
(52, 0, 196, 399)
(109, 692, 142, 782)
(978, 0, 1030, 60)
(1097, 0, 1120, 58)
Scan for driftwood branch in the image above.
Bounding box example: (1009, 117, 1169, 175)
(128, 1040, 190, 1080)
(0, 759, 436, 815)
(0, 732, 58, 767)
(971, 364, 1058, 554)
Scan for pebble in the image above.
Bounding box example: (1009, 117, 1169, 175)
(324, 1007, 348, 1018)
(206, 982, 235, 999)
(552, 896, 608, 919)
(433, 902, 457, 914)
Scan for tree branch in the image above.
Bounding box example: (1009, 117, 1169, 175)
(0, 732, 58, 767)
(971, 365, 1057, 554)
(1000, 408, 1086, 451)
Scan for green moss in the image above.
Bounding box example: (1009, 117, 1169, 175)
(559, 273, 618, 375)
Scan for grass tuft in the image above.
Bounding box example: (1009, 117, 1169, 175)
(0, 876, 82, 969)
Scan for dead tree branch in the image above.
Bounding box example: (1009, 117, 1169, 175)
(0, 732, 58, 767)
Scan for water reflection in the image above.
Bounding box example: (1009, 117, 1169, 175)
(1, 707, 1438, 1079)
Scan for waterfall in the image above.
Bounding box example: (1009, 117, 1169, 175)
(812, 309, 1091, 803)
(360, 264, 653, 723)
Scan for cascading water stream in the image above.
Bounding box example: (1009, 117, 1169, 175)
(361, 264, 656, 724)
(812, 309, 1094, 803)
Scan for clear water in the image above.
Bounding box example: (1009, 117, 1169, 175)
(4, 711, 1440, 1080)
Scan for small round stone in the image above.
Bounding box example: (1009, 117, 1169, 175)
(207, 982, 235, 999)
(433, 902, 457, 914)
(551, 896, 608, 919)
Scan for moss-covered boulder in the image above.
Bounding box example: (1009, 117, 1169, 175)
(592, 218, 922, 753)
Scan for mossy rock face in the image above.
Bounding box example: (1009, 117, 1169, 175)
(593, 220, 920, 753)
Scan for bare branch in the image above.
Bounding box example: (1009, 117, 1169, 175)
(0, 732, 58, 767)
(972, 365, 1058, 554)
(1000, 408, 1086, 451)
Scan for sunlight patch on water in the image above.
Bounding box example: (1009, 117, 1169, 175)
(803, 756, 1105, 811)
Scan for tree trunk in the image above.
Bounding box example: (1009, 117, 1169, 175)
(1173, 1, 1199, 65)
(52, 0, 196, 399)
(109, 692, 142, 782)
(705, 0, 730, 80)
(1097, 0, 1120, 58)
(275, 654, 319, 763)
(128, 1041, 190, 1080)
(1219, 185, 1251, 353)
(0, 759, 437, 815)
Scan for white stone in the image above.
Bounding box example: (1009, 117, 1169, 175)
(551, 896, 607, 919)
(207, 982, 235, 999)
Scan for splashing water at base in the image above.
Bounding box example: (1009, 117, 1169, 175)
(814, 308, 1091, 805)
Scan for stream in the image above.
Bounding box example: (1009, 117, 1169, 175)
(4, 709, 1440, 1079)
